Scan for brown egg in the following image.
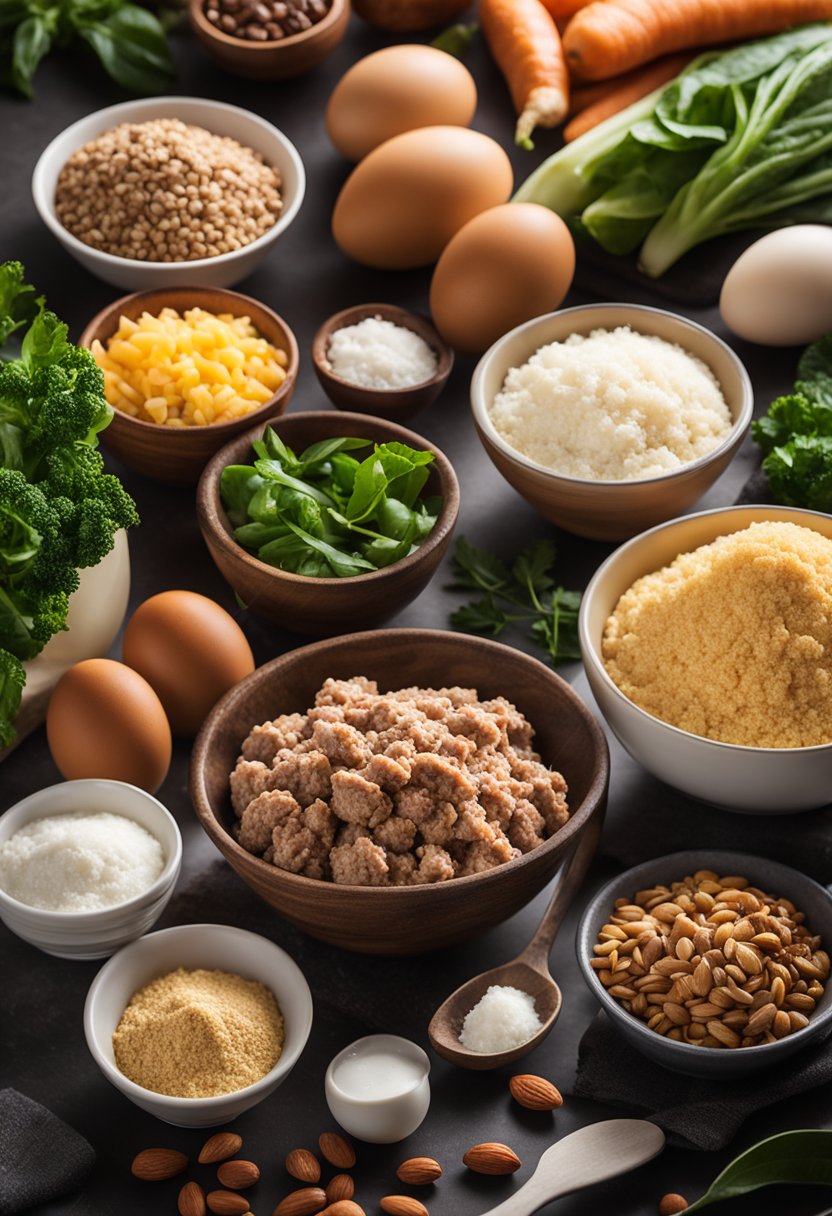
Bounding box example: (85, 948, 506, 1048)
(47, 659, 171, 794)
(332, 126, 513, 270)
(326, 46, 477, 162)
(430, 203, 576, 354)
(123, 591, 254, 737)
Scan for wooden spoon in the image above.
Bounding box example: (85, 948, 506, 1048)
(428, 806, 603, 1070)
(480, 1119, 665, 1215)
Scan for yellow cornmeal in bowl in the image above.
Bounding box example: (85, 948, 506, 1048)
(602, 521, 832, 749)
(112, 967, 284, 1097)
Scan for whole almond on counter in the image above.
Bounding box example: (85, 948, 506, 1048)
(323, 1202, 365, 1216)
(659, 1196, 689, 1215)
(380, 1198, 428, 1216)
(273, 1187, 328, 1216)
(179, 1182, 207, 1216)
(325, 1175, 354, 1202)
(207, 1190, 250, 1215)
(131, 1148, 189, 1181)
(319, 1132, 356, 1169)
(463, 1143, 521, 1176)
(286, 1149, 321, 1184)
(509, 1075, 563, 1111)
(217, 1161, 261, 1190)
(200, 1133, 244, 1165)
(396, 1158, 442, 1186)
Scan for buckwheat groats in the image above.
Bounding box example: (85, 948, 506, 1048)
(229, 677, 569, 886)
(54, 118, 282, 262)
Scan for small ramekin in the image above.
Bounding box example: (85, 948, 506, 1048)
(325, 1034, 430, 1143)
(0, 779, 181, 960)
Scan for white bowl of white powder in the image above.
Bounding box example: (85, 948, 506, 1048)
(0, 779, 181, 959)
(471, 304, 753, 542)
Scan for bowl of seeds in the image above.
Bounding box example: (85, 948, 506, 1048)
(32, 96, 305, 290)
(190, 0, 350, 81)
(577, 850, 832, 1078)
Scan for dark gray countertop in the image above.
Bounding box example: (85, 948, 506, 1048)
(1, 11, 831, 1216)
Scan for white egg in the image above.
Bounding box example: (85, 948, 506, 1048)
(720, 225, 832, 347)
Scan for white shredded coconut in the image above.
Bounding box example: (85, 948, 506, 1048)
(459, 984, 543, 1053)
(327, 316, 438, 390)
(0, 812, 165, 912)
(488, 326, 733, 481)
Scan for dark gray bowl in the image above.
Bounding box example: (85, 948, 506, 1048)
(577, 850, 832, 1078)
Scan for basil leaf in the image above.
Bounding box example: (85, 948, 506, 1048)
(10, 15, 49, 98)
(74, 3, 172, 93)
(346, 454, 389, 522)
(329, 451, 360, 494)
(298, 436, 368, 468)
(686, 1130, 832, 1213)
(233, 521, 288, 548)
(283, 520, 376, 577)
(256, 426, 302, 473)
(254, 459, 335, 506)
(220, 467, 263, 525)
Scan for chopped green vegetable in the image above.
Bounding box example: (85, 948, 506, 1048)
(0, 0, 174, 98)
(514, 24, 832, 276)
(221, 428, 442, 579)
(752, 332, 832, 510)
(447, 536, 581, 667)
(0, 261, 138, 747)
(685, 1129, 832, 1212)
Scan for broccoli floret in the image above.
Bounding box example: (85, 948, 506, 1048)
(0, 648, 26, 748)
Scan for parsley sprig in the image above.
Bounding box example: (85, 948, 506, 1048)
(446, 536, 582, 666)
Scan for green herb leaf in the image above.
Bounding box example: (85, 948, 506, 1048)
(73, 2, 173, 93)
(797, 333, 832, 408)
(220, 467, 264, 526)
(448, 536, 511, 594)
(11, 14, 49, 98)
(0, 261, 39, 345)
(21, 306, 69, 371)
(451, 597, 510, 637)
(685, 1130, 832, 1212)
(297, 436, 368, 468)
(512, 538, 557, 606)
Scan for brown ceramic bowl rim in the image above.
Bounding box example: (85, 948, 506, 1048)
(190, 627, 610, 895)
(471, 302, 754, 490)
(190, 0, 347, 51)
(78, 286, 300, 441)
(312, 303, 454, 399)
(197, 409, 460, 588)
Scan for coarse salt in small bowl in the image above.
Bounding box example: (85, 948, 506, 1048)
(0, 779, 182, 960)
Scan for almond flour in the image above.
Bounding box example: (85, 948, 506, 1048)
(112, 967, 284, 1097)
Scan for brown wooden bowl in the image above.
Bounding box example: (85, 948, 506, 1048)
(312, 304, 454, 422)
(78, 287, 299, 487)
(190, 0, 350, 81)
(196, 410, 460, 635)
(190, 629, 609, 954)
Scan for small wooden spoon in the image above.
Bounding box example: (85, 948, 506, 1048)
(428, 807, 603, 1070)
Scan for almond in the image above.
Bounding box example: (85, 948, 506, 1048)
(323, 1203, 365, 1216)
(325, 1175, 354, 1203)
(380, 1198, 428, 1216)
(286, 1148, 321, 1184)
(217, 1161, 260, 1190)
(199, 1133, 244, 1165)
(396, 1158, 442, 1186)
(131, 1148, 189, 1181)
(179, 1182, 207, 1216)
(509, 1074, 563, 1112)
(462, 1143, 521, 1176)
(272, 1187, 328, 1216)
(206, 1191, 250, 1215)
(319, 1132, 356, 1169)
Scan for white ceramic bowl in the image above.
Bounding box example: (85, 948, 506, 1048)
(32, 96, 306, 290)
(84, 923, 313, 1127)
(580, 505, 832, 813)
(0, 779, 181, 958)
(470, 304, 753, 541)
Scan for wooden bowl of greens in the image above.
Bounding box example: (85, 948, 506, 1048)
(196, 411, 460, 635)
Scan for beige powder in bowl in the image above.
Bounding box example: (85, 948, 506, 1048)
(602, 521, 832, 748)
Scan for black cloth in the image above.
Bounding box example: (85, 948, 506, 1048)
(573, 1012, 832, 1152)
(0, 1089, 95, 1215)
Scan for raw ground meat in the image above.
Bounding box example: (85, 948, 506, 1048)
(228, 678, 569, 886)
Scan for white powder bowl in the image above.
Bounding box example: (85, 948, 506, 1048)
(0, 779, 181, 959)
(471, 303, 753, 542)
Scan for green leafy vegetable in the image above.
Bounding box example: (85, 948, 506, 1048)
(1, 0, 173, 98)
(221, 428, 442, 580)
(514, 24, 832, 276)
(752, 332, 832, 509)
(0, 261, 138, 747)
(685, 1130, 832, 1212)
(447, 536, 581, 666)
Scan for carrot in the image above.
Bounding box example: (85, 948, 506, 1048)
(538, 0, 593, 19)
(480, 0, 570, 149)
(563, 53, 693, 138)
(563, 0, 832, 81)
